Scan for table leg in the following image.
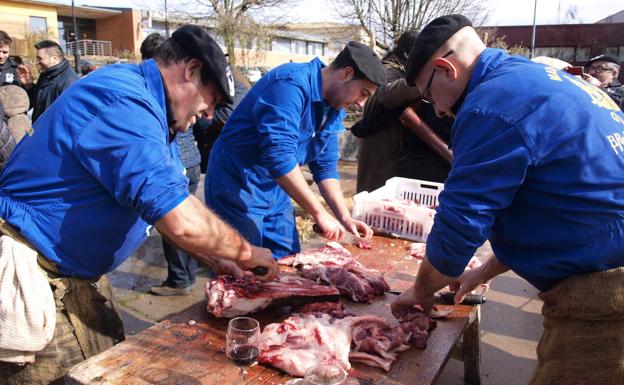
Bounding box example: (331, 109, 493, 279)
(462, 307, 481, 385)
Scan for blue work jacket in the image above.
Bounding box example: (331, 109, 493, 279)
(207, 58, 345, 214)
(0, 60, 189, 278)
(426, 48, 624, 291)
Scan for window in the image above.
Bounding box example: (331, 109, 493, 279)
(534, 47, 574, 62)
(575, 47, 591, 62)
(272, 38, 291, 53)
(292, 40, 307, 55)
(29, 16, 47, 34)
(307, 41, 324, 56)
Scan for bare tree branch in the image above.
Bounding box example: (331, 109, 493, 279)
(333, 0, 490, 54)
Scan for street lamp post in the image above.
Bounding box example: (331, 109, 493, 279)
(530, 0, 537, 58)
(165, 0, 170, 37)
(71, 0, 81, 73)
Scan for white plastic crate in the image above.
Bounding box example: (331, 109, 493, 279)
(351, 177, 444, 242)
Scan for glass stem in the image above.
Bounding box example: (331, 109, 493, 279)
(237, 367, 244, 385)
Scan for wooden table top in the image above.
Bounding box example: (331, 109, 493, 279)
(66, 236, 477, 385)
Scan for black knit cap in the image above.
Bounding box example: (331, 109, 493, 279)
(586, 54, 620, 68)
(171, 25, 235, 103)
(405, 14, 472, 86)
(335, 41, 387, 86)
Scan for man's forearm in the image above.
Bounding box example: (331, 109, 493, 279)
(414, 257, 457, 295)
(275, 166, 325, 217)
(479, 253, 509, 281)
(156, 195, 251, 264)
(317, 178, 350, 222)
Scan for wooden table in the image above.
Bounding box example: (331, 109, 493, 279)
(66, 236, 482, 385)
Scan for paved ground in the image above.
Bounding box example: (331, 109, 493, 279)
(109, 161, 543, 385)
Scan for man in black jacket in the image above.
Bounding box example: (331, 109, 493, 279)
(0, 31, 21, 87)
(18, 40, 78, 122)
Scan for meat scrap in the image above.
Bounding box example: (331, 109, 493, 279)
(205, 274, 340, 318)
(287, 242, 390, 302)
(259, 309, 439, 376)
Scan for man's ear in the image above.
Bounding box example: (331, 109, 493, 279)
(342, 66, 355, 81)
(432, 57, 458, 81)
(186, 58, 203, 81)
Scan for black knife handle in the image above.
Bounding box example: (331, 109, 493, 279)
(439, 292, 487, 305)
(250, 266, 268, 276)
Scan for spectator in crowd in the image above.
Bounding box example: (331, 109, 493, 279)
(206, 41, 385, 259)
(392, 15, 624, 384)
(352, 30, 452, 193)
(0, 25, 276, 383)
(139, 32, 204, 296)
(0, 31, 21, 87)
(18, 39, 78, 122)
(584, 54, 624, 109)
(194, 69, 250, 173)
(0, 100, 16, 171)
(0, 85, 31, 142)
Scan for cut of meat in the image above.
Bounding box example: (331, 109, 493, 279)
(299, 265, 389, 303)
(259, 313, 353, 377)
(205, 274, 340, 318)
(259, 309, 438, 375)
(406, 242, 426, 259)
(288, 243, 390, 302)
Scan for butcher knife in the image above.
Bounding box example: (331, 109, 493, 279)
(438, 291, 487, 305)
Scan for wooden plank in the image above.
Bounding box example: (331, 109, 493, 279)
(66, 236, 476, 385)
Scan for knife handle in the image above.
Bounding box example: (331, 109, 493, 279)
(250, 266, 268, 276)
(439, 292, 487, 305)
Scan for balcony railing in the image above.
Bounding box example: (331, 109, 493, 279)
(65, 39, 112, 57)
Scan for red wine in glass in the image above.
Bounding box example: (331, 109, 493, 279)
(228, 345, 259, 367)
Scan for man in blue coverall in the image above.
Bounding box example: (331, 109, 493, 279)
(0, 25, 277, 384)
(390, 15, 624, 384)
(206, 42, 387, 258)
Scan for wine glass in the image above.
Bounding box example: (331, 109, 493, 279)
(303, 364, 347, 385)
(226, 317, 261, 385)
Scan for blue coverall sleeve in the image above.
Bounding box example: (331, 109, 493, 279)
(73, 95, 189, 224)
(251, 79, 306, 179)
(426, 111, 533, 277)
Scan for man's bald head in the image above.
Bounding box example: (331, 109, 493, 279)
(405, 15, 486, 118)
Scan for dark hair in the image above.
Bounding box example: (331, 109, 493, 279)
(140, 33, 165, 60)
(0, 30, 12, 46)
(155, 38, 213, 85)
(330, 53, 366, 80)
(34, 40, 64, 59)
(389, 30, 419, 62)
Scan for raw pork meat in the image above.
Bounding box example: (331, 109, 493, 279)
(286, 242, 389, 302)
(259, 313, 353, 377)
(259, 305, 440, 375)
(205, 274, 339, 318)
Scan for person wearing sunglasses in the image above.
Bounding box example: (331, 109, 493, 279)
(391, 14, 624, 385)
(584, 54, 624, 109)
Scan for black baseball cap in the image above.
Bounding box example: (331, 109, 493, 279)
(335, 41, 386, 86)
(172, 25, 235, 103)
(405, 14, 472, 86)
(586, 54, 620, 68)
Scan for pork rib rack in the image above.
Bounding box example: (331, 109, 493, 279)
(205, 274, 340, 318)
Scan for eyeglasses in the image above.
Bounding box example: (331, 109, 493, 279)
(420, 51, 453, 105)
(585, 65, 615, 74)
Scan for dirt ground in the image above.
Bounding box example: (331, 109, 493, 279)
(109, 161, 542, 385)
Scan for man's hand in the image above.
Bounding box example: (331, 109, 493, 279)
(236, 246, 278, 282)
(341, 216, 373, 239)
(314, 211, 346, 241)
(204, 256, 245, 278)
(17, 64, 34, 86)
(391, 285, 436, 319)
(582, 73, 603, 87)
(448, 266, 489, 304)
